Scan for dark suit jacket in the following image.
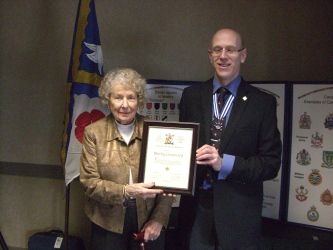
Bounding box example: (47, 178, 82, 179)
(178, 78, 282, 249)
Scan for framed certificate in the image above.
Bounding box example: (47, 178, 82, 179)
(139, 120, 199, 195)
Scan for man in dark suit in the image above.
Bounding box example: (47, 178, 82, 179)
(178, 28, 282, 250)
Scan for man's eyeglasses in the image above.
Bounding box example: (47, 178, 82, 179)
(209, 46, 244, 56)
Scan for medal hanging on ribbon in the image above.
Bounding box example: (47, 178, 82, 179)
(213, 92, 234, 121)
(210, 91, 234, 148)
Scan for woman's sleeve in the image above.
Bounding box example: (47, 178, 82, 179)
(149, 195, 174, 228)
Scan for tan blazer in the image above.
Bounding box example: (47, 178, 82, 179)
(80, 114, 173, 233)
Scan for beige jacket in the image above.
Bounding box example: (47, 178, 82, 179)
(80, 114, 173, 233)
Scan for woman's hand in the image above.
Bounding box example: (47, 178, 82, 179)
(162, 193, 177, 198)
(141, 220, 163, 242)
(125, 182, 163, 199)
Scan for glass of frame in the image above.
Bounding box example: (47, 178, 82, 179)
(139, 120, 199, 196)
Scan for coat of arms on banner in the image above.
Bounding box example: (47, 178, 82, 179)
(295, 185, 308, 201)
(320, 189, 333, 206)
(311, 132, 323, 148)
(307, 206, 319, 222)
(321, 151, 333, 169)
(296, 149, 311, 165)
(324, 113, 333, 129)
(299, 112, 312, 129)
(308, 169, 322, 186)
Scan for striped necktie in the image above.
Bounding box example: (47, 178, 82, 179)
(203, 87, 230, 186)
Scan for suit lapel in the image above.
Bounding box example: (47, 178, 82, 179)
(201, 80, 213, 145)
(220, 81, 251, 150)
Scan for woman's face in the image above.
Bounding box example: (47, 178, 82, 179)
(108, 84, 138, 125)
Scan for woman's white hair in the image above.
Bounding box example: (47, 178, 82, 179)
(98, 68, 146, 108)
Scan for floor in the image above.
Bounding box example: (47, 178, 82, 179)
(165, 232, 333, 250)
(2, 217, 332, 249)
(165, 216, 333, 250)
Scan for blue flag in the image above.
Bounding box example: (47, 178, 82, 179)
(61, 0, 109, 185)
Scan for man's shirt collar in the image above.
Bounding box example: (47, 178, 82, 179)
(212, 75, 241, 97)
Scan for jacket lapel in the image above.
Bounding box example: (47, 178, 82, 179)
(201, 80, 213, 145)
(220, 81, 250, 150)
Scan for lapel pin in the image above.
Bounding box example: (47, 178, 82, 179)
(242, 96, 247, 101)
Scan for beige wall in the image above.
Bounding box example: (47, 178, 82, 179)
(0, 0, 332, 248)
(0, 175, 90, 248)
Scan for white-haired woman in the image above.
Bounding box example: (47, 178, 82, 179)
(80, 68, 173, 250)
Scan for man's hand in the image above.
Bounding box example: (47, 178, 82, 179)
(196, 144, 222, 171)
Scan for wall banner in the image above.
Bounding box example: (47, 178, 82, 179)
(288, 84, 333, 230)
(141, 80, 194, 122)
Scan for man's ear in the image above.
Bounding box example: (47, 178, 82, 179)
(240, 48, 247, 63)
(208, 51, 214, 64)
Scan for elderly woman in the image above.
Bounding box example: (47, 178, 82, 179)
(80, 68, 173, 250)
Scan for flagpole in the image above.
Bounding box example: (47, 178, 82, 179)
(64, 183, 71, 250)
